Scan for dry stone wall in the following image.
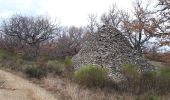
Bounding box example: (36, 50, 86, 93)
(72, 25, 155, 82)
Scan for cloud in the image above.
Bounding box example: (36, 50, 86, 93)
(38, 0, 119, 26)
(0, 0, 132, 26)
(0, 0, 40, 17)
(0, 0, 153, 26)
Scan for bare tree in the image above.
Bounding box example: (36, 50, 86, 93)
(87, 14, 99, 34)
(55, 26, 86, 58)
(158, 0, 170, 11)
(1, 14, 59, 56)
(100, 4, 121, 28)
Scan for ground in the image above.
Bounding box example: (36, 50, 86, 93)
(0, 70, 57, 100)
(0, 50, 169, 100)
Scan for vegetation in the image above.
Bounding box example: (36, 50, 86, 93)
(47, 60, 65, 75)
(0, 0, 169, 59)
(0, 49, 17, 60)
(122, 64, 140, 80)
(63, 57, 72, 67)
(0, 0, 169, 99)
(24, 67, 47, 79)
(74, 65, 107, 86)
(0, 47, 169, 96)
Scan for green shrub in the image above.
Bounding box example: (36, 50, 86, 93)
(47, 60, 65, 75)
(41, 55, 56, 61)
(0, 53, 8, 60)
(24, 67, 47, 79)
(73, 65, 107, 86)
(158, 67, 170, 81)
(147, 95, 159, 100)
(122, 64, 139, 80)
(63, 57, 72, 67)
(0, 50, 16, 60)
(157, 67, 170, 93)
(142, 71, 157, 79)
(20, 55, 36, 61)
(16, 58, 25, 65)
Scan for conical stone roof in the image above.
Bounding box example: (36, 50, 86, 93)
(72, 25, 155, 82)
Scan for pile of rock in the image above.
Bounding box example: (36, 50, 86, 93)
(72, 25, 155, 82)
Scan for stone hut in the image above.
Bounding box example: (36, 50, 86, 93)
(72, 25, 155, 82)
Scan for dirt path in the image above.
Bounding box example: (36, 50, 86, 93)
(0, 70, 57, 100)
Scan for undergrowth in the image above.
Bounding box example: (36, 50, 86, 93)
(74, 65, 107, 87)
(0, 49, 170, 99)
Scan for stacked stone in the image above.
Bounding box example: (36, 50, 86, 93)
(72, 25, 155, 82)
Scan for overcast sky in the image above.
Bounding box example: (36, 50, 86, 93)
(0, 0, 155, 26)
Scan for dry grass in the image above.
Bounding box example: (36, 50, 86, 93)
(41, 76, 140, 100)
(37, 74, 170, 100)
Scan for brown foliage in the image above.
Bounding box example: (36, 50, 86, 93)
(121, 1, 156, 53)
(145, 52, 170, 63)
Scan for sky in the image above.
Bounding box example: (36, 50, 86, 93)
(0, 0, 154, 26)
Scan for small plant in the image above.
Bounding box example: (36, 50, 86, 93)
(0, 49, 16, 60)
(140, 71, 157, 92)
(121, 64, 141, 93)
(63, 57, 72, 67)
(0, 53, 8, 60)
(47, 60, 65, 75)
(158, 67, 170, 81)
(16, 58, 25, 65)
(73, 65, 107, 86)
(147, 95, 159, 100)
(20, 54, 36, 61)
(142, 71, 157, 79)
(122, 64, 139, 80)
(36, 56, 47, 68)
(42, 55, 56, 61)
(156, 67, 170, 93)
(24, 67, 47, 79)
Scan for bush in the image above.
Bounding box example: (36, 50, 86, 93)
(63, 57, 72, 67)
(156, 67, 170, 93)
(0, 53, 8, 60)
(141, 71, 157, 79)
(0, 49, 16, 60)
(16, 58, 25, 65)
(47, 60, 65, 75)
(36, 57, 47, 67)
(147, 95, 159, 100)
(20, 54, 36, 61)
(122, 64, 139, 80)
(122, 63, 170, 94)
(158, 67, 170, 81)
(73, 65, 107, 86)
(24, 67, 47, 79)
(139, 71, 157, 93)
(42, 55, 56, 61)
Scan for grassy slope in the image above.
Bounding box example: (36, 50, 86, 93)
(0, 50, 170, 100)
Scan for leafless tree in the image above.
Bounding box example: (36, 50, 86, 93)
(158, 0, 170, 11)
(1, 14, 60, 56)
(100, 4, 121, 28)
(55, 26, 86, 58)
(87, 14, 99, 34)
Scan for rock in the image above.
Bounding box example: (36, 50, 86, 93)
(72, 25, 155, 82)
